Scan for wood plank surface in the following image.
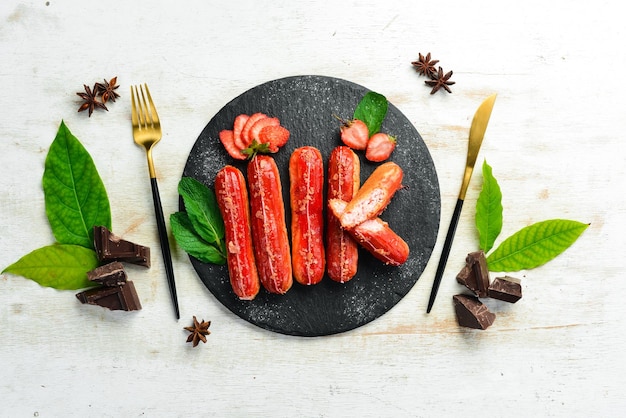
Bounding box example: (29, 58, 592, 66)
(1, 1, 624, 416)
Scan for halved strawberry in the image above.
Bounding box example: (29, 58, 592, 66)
(241, 113, 267, 148)
(365, 133, 396, 162)
(219, 129, 247, 160)
(250, 117, 280, 143)
(233, 114, 250, 150)
(339, 118, 369, 150)
(258, 125, 290, 152)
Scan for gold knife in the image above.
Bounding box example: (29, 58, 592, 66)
(426, 94, 497, 313)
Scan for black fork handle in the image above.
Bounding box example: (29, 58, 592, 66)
(151, 177, 180, 319)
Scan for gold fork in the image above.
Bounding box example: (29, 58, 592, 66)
(130, 84, 180, 319)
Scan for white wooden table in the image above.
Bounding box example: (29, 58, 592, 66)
(2, 1, 624, 416)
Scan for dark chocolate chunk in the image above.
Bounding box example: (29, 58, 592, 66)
(453, 294, 496, 330)
(488, 276, 522, 303)
(76, 281, 142, 311)
(93, 226, 150, 267)
(87, 261, 127, 287)
(456, 264, 477, 293)
(456, 251, 490, 297)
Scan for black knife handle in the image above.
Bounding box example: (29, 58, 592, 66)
(151, 177, 180, 319)
(426, 198, 464, 313)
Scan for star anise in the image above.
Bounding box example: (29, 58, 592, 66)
(77, 84, 108, 117)
(411, 52, 439, 78)
(184, 316, 211, 347)
(95, 76, 120, 103)
(425, 66, 455, 94)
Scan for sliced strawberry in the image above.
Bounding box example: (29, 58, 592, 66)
(365, 133, 396, 162)
(258, 125, 290, 152)
(339, 118, 369, 150)
(241, 113, 267, 148)
(233, 114, 250, 150)
(250, 117, 280, 143)
(219, 129, 247, 160)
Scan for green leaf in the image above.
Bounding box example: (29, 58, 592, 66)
(3, 244, 99, 290)
(42, 121, 111, 249)
(476, 160, 503, 253)
(242, 139, 272, 158)
(170, 212, 226, 265)
(178, 177, 225, 246)
(486, 219, 589, 272)
(353, 91, 388, 136)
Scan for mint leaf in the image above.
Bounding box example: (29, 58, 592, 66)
(178, 177, 225, 246)
(486, 219, 589, 272)
(353, 91, 388, 136)
(171, 177, 227, 265)
(170, 212, 226, 265)
(476, 160, 503, 253)
(42, 121, 111, 249)
(3, 244, 99, 290)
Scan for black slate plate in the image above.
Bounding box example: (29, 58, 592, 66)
(182, 75, 440, 336)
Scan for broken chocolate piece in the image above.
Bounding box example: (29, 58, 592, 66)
(456, 251, 490, 297)
(467, 251, 489, 297)
(488, 276, 522, 303)
(93, 226, 150, 267)
(87, 261, 127, 287)
(76, 281, 142, 311)
(456, 264, 476, 292)
(453, 294, 495, 329)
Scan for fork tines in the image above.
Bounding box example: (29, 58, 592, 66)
(130, 84, 160, 129)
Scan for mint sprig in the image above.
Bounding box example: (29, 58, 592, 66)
(178, 177, 224, 246)
(170, 177, 226, 265)
(353, 91, 388, 136)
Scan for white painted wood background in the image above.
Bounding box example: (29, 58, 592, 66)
(1, 1, 624, 416)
